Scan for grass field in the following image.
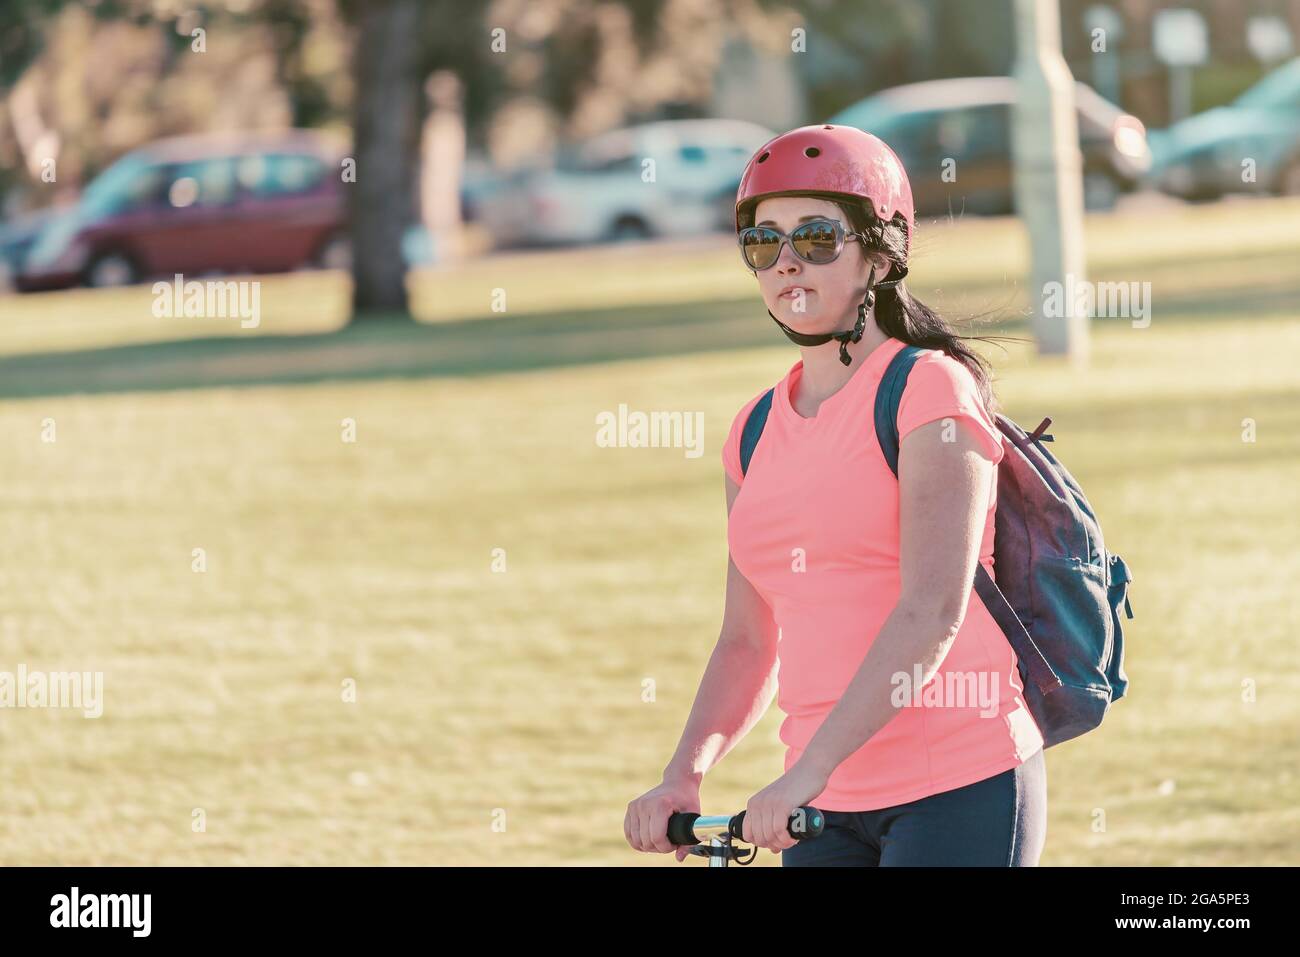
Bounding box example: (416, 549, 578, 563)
(1, 197, 1298, 865)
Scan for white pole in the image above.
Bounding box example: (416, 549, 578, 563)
(1011, 0, 1089, 364)
(421, 70, 466, 264)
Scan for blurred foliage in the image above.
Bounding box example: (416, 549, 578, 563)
(539, 0, 669, 119)
(0, 0, 1082, 204)
(261, 0, 340, 127)
(0, 0, 352, 210)
(1191, 62, 1277, 111)
(2, 0, 1291, 213)
(0, 0, 71, 89)
(754, 0, 1016, 121)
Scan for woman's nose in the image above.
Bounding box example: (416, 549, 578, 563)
(775, 242, 802, 273)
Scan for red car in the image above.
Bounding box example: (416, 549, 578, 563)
(16, 130, 348, 291)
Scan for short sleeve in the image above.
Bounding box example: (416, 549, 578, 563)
(895, 352, 1004, 464)
(721, 390, 768, 486)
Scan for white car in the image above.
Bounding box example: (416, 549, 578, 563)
(477, 119, 776, 247)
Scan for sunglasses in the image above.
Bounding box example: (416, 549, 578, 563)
(738, 217, 866, 271)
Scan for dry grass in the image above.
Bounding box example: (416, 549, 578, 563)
(0, 197, 1297, 864)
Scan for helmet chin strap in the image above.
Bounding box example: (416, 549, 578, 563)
(766, 264, 907, 366)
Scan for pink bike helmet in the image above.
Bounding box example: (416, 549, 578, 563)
(735, 123, 915, 259)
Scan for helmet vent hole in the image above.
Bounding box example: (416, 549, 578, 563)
(804, 147, 821, 158)
(756, 151, 770, 164)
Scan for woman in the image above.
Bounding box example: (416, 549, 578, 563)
(625, 125, 1046, 866)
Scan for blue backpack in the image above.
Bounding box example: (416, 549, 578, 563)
(738, 344, 1134, 749)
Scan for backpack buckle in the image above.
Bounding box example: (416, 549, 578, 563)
(1109, 554, 1135, 618)
(1027, 417, 1054, 443)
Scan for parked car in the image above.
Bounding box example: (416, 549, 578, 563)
(474, 119, 776, 247)
(828, 77, 1152, 216)
(460, 155, 507, 224)
(15, 130, 347, 292)
(1147, 57, 1300, 200)
(0, 206, 60, 289)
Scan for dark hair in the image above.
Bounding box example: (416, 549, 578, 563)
(740, 192, 1024, 415)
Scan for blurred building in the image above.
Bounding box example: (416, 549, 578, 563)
(1060, 0, 1300, 123)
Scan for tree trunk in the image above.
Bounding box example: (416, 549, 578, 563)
(350, 0, 421, 318)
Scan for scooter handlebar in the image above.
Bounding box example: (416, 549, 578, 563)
(666, 812, 702, 847)
(666, 806, 825, 846)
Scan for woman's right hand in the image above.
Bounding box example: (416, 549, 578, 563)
(625, 775, 702, 862)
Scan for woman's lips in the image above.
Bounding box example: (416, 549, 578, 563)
(779, 287, 812, 300)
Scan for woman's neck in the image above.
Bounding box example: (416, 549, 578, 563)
(795, 322, 891, 403)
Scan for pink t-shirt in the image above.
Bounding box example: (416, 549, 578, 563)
(722, 335, 1044, 811)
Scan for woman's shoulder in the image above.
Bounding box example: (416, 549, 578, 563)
(904, 346, 984, 397)
(722, 385, 775, 485)
(895, 347, 1003, 461)
(912, 344, 969, 371)
(725, 387, 774, 447)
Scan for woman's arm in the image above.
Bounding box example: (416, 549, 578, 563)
(792, 416, 995, 783)
(626, 472, 781, 855)
(661, 472, 782, 784)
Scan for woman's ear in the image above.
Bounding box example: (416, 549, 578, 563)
(863, 251, 889, 280)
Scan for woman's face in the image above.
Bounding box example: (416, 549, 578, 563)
(749, 195, 890, 335)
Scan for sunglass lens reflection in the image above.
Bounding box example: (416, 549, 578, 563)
(792, 221, 839, 263)
(742, 228, 781, 269)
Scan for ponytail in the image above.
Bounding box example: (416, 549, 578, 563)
(837, 199, 1027, 416)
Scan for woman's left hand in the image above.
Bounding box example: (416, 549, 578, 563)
(741, 761, 829, 853)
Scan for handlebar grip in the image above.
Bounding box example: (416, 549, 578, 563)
(666, 811, 701, 847)
(731, 806, 825, 842)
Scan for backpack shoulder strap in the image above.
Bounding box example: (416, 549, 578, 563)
(739, 388, 775, 477)
(873, 343, 1062, 695)
(874, 344, 927, 477)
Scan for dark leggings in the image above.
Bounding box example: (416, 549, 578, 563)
(782, 748, 1047, 867)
